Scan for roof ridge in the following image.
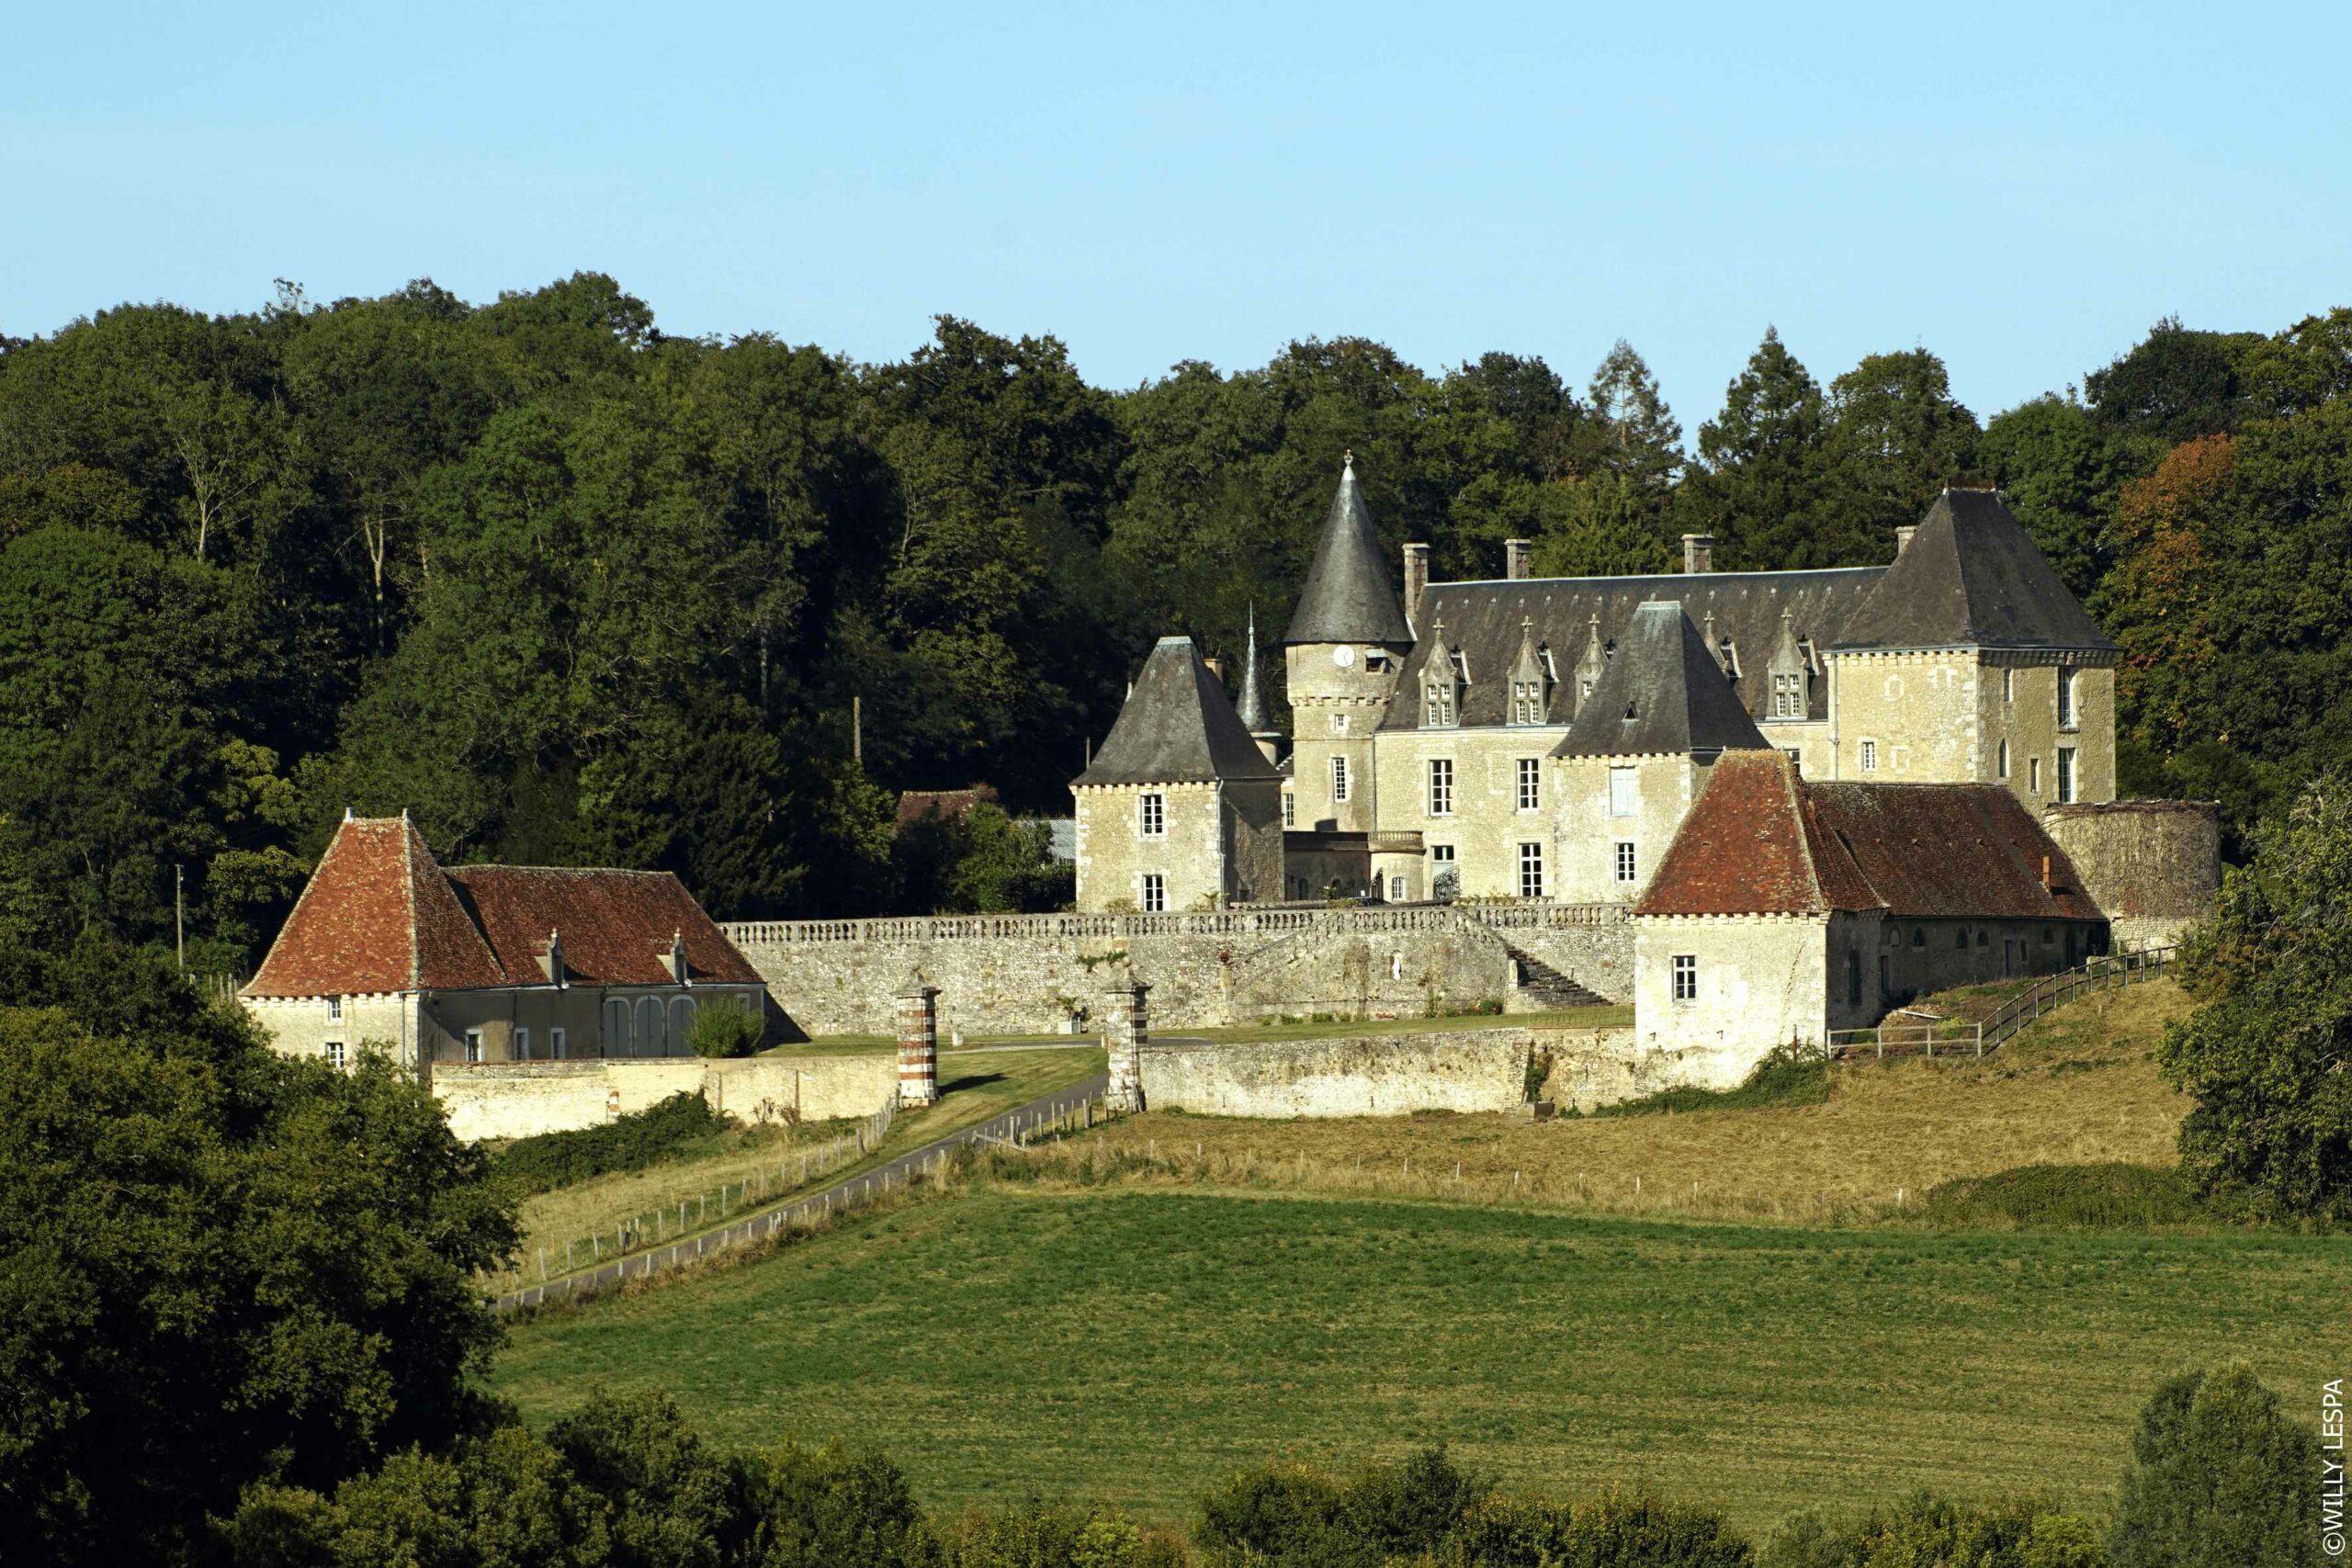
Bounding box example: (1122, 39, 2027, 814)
(1786, 761, 1828, 913)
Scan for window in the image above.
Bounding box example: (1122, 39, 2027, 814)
(1609, 765, 1637, 818)
(1427, 758, 1453, 817)
(549, 1027, 567, 1060)
(2029, 756, 2041, 795)
(324, 1040, 346, 1071)
(1977, 930, 1989, 947)
(1138, 792, 1165, 839)
(1331, 755, 1350, 803)
(1860, 739, 1878, 773)
(1997, 739, 2010, 779)
(464, 1029, 484, 1065)
(1332, 713, 1350, 735)
(514, 1026, 531, 1059)
(1430, 843, 1455, 863)
(639, 996, 670, 1055)
(1388, 875, 1407, 902)
(1141, 873, 1166, 913)
(1282, 791, 1295, 829)
(1783, 748, 1802, 769)
(1614, 841, 1636, 885)
(1671, 954, 1697, 1003)
(326, 996, 343, 1022)
(1955, 929, 1969, 950)
(1517, 842, 1545, 899)
(670, 997, 695, 1048)
(1911, 927, 1927, 947)
(1511, 680, 1543, 726)
(1424, 681, 1455, 727)
(2057, 747, 2076, 804)
(2058, 667, 2076, 728)
(2003, 668, 2015, 705)
(1770, 671, 1804, 719)
(604, 998, 631, 1056)
(1516, 758, 1540, 811)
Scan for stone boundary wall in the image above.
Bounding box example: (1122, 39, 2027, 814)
(430, 1053, 896, 1142)
(724, 904, 1632, 1038)
(1139, 1021, 1642, 1119)
(2041, 799, 2220, 953)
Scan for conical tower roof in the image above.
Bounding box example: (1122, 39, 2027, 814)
(1835, 490, 2115, 652)
(1553, 601, 1771, 759)
(1283, 454, 1411, 646)
(1074, 637, 1283, 787)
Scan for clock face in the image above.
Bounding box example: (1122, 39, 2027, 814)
(1332, 646, 1356, 669)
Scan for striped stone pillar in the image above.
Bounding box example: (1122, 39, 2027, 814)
(1102, 980, 1149, 1112)
(895, 973, 939, 1108)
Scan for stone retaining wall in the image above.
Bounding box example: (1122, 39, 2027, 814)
(430, 1052, 897, 1142)
(725, 905, 1632, 1038)
(1140, 1021, 1647, 1119)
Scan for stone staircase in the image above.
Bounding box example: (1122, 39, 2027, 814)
(1498, 941, 1611, 1010)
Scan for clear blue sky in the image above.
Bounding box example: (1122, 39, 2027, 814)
(7, 2, 2346, 426)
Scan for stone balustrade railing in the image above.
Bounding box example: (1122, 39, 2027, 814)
(721, 900, 1625, 948)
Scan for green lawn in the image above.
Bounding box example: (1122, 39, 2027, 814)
(492, 1185, 2352, 1529)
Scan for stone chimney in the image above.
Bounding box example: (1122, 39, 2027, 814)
(1504, 538, 1532, 581)
(1402, 543, 1431, 626)
(895, 971, 939, 1107)
(1681, 534, 1714, 574)
(1894, 524, 1917, 558)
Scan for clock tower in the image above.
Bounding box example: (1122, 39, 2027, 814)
(1283, 454, 1412, 836)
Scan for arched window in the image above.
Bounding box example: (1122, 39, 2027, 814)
(669, 997, 696, 1055)
(603, 998, 631, 1057)
(637, 996, 664, 1055)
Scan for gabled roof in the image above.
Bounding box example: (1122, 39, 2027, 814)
(896, 785, 997, 827)
(446, 866, 762, 987)
(1553, 601, 1772, 759)
(243, 815, 760, 998)
(245, 816, 506, 997)
(1636, 750, 2103, 921)
(1385, 567, 1883, 730)
(1074, 637, 1283, 787)
(1283, 457, 1411, 647)
(1834, 490, 2116, 653)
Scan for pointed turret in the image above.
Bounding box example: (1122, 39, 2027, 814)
(1507, 615, 1550, 726)
(1283, 453, 1412, 647)
(1236, 604, 1283, 765)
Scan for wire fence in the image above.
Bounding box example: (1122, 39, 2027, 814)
(1826, 945, 2177, 1061)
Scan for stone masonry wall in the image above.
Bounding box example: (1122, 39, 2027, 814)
(1143, 1021, 1643, 1119)
(430, 1053, 896, 1142)
(725, 906, 1633, 1039)
(2042, 799, 2219, 951)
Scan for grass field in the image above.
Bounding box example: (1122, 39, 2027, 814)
(492, 1183, 2352, 1530)
(494, 1044, 1104, 1289)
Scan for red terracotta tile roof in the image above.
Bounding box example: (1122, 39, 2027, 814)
(245, 816, 505, 996)
(1637, 752, 2101, 922)
(896, 785, 998, 827)
(243, 818, 759, 997)
(445, 866, 762, 987)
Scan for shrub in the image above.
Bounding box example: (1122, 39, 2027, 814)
(1196, 1448, 1484, 1567)
(1430, 1486, 1752, 1567)
(2110, 1364, 2321, 1567)
(1760, 1493, 2102, 1568)
(942, 1499, 1187, 1568)
(548, 1388, 758, 1567)
(1916, 1163, 2207, 1230)
(690, 1001, 766, 1058)
(493, 1091, 731, 1196)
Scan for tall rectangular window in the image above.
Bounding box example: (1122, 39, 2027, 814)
(1671, 954, 1697, 1002)
(1427, 758, 1453, 817)
(1282, 791, 1295, 829)
(2058, 667, 2076, 728)
(1517, 842, 1544, 899)
(2057, 747, 2076, 804)
(1609, 765, 1637, 818)
(514, 1026, 531, 1059)
(324, 1040, 346, 1071)
(326, 996, 343, 1022)
(464, 1029, 484, 1065)
(2029, 756, 2041, 795)
(1138, 792, 1165, 839)
(1331, 755, 1349, 803)
(1998, 739, 2010, 779)
(1614, 841, 1636, 885)
(549, 1027, 567, 1060)
(1516, 758, 1540, 811)
(1860, 739, 1878, 773)
(1141, 874, 1166, 913)
(1388, 874, 1407, 902)
(2003, 668, 2014, 705)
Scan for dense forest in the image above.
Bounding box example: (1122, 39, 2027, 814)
(2, 279, 2346, 968)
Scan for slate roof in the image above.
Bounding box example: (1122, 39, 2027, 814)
(1834, 490, 2117, 654)
(1383, 567, 1884, 730)
(1553, 601, 1773, 759)
(1074, 637, 1283, 787)
(1283, 457, 1412, 647)
(1636, 751, 2103, 921)
(243, 815, 758, 997)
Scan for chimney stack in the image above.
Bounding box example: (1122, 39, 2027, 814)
(1504, 538, 1532, 581)
(1403, 542, 1431, 625)
(1894, 524, 1917, 558)
(1681, 533, 1714, 574)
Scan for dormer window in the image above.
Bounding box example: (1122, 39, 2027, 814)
(1425, 680, 1456, 727)
(1510, 681, 1544, 725)
(1770, 671, 1804, 720)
